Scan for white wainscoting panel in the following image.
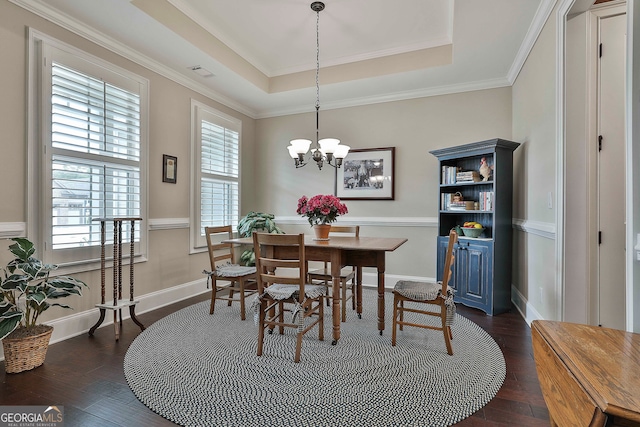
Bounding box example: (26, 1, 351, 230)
(0, 278, 209, 361)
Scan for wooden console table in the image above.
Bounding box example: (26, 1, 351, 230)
(532, 320, 640, 427)
(88, 217, 145, 340)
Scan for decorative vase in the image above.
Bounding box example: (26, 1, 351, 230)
(2, 325, 53, 373)
(313, 224, 331, 240)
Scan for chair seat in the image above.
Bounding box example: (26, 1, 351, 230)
(308, 267, 354, 280)
(264, 283, 327, 300)
(252, 283, 327, 330)
(393, 280, 456, 326)
(214, 263, 256, 278)
(393, 280, 447, 300)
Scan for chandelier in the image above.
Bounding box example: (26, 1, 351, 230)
(287, 1, 349, 170)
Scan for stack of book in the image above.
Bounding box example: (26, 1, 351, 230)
(479, 191, 494, 211)
(441, 193, 456, 210)
(448, 201, 468, 211)
(441, 166, 459, 185)
(456, 170, 480, 182)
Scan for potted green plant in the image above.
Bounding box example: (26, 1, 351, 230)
(237, 212, 284, 266)
(0, 238, 87, 373)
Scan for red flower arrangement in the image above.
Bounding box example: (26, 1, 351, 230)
(297, 194, 348, 226)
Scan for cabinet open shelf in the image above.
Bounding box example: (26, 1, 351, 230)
(440, 181, 494, 187)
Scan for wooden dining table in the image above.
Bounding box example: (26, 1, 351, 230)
(532, 320, 640, 426)
(224, 234, 407, 344)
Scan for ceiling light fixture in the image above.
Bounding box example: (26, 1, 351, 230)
(287, 1, 349, 170)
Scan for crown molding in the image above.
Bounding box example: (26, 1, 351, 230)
(9, 0, 257, 118)
(258, 77, 512, 119)
(11, 0, 546, 121)
(507, 0, 557, 84)
(273, 38, 454, 77)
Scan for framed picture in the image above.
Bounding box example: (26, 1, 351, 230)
(162, 154, 177, 184)
(335, 147, 395, 200)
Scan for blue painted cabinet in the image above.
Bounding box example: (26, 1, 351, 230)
(431, 139, 519, 315)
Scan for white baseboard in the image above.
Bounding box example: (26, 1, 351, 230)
(1, 274, 533, 362)
(355, 271, 435, 290)
(510, 285, 543, 326)
(0, 278, 209, 361)
(365, 274, 533, 328)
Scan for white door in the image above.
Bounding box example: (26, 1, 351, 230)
(597, 12, 626, 329)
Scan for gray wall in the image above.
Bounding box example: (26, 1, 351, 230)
(511, 1, 560, 322)
(0, 1, 258, 322)
(0, 0, 512, 328)
(252, 89, 513, 280)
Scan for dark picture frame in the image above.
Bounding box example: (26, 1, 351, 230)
(162, 154, 177, 184)
(335, 147, 395, 200)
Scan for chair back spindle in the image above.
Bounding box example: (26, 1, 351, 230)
(441, 229, 457, 294)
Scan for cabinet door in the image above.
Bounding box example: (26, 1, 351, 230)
(456, 240, 491, 309)
(439, 237, 493, 312)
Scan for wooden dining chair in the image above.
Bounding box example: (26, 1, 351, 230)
(307, 225, 361, 322)
(391, 229, 458, 355)
(252, 232, 326, 363)
(204, 225, 257, 320)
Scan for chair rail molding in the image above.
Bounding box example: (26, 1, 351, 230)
(148, 218, 190, 230)
(512, 218, 556, 240)
(276, 216, 438, 228)
(0, 222, 26, 239)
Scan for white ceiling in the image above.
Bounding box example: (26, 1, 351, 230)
(12, 0, 551, 118)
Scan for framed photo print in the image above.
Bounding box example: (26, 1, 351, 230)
(335, 147, 395, 200)
(162, 154, 177, 184)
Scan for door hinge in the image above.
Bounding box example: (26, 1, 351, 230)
(598, 135, 603, 151)
(599, 43, 603, 58)
(598, 231, 602, 245)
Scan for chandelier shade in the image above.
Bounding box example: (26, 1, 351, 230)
(287, 2, 349, 170)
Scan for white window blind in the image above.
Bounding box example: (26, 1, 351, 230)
(201, 120, 239, 231)
(191, 101, 241, 250)
(50, 62, 141, 250)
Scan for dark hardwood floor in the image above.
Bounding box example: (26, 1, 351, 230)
(0, 292, 550, 426)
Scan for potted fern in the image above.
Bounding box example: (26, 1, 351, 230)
(237, 212, 284, 266)
(0, 238, 87, 373)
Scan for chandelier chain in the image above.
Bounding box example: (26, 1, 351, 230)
(315, 8, 320, 111)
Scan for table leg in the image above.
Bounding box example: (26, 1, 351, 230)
(331, 249, 341, 345)
(377, 252, 386, 335)
(114, 310, 120, 341)
(356, 266, 363, 319)
(129, 305, 145, 332)
(88, 308, 106, 336)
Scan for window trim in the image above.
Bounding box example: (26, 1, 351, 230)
(27, 29, 149, 271)
(190, 99, 242, 253)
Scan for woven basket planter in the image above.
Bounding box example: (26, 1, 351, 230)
(2, 325, 53, 374)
